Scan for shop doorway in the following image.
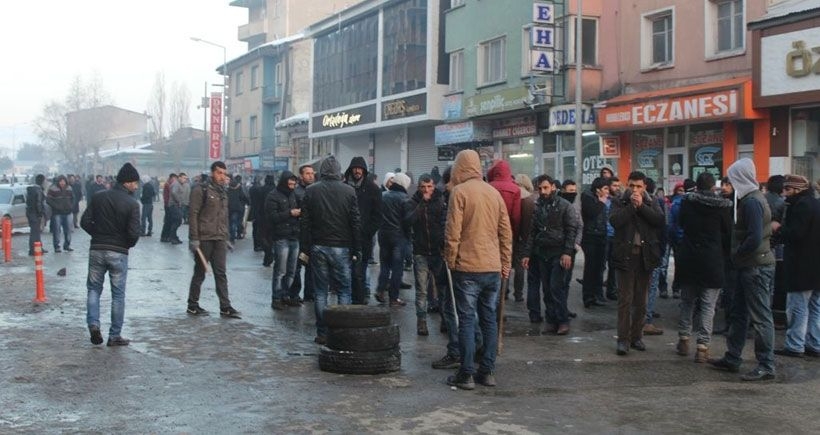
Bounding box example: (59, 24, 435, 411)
(664, 147, 687, 193)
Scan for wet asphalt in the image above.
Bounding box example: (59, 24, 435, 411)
(1, 211, 819, 434)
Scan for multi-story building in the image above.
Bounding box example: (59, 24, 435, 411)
(596, 0, 771, 191)
(66, 105, 149, 175)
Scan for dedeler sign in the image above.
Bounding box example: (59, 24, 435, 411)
(597, 89, 740, 131)
(209, 92, 222, 160)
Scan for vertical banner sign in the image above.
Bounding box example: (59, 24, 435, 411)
(209, 92, 223, 160)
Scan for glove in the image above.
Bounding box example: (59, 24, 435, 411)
(189, 240, 200, 254)
(298, 251, 310, 265)
(351, 250, 362, 263)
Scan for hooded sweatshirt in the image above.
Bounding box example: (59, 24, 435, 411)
(444, 150, 513, 273)
(344, 156, 382, 239)
(486, 160, 522, 239)
(300, 156, 362, 251)
(264, 170, 299, 240)
(727, 158, 774, 268)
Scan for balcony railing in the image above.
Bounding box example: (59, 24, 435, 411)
(238, 20, 266, 41)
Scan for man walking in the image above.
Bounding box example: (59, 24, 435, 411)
(81, 163, 141, 346)
(444, 150, 513, 390)
(47, 175, 75, 252)
(610, 171, 665, 355)
(139, 175, 156, 236)
(709, 158, 777, 381)
(301, 156, 362, 344)
(26, 174, 47, 255)
(186, 161, 241, 319)
(266, 171, 302, 310)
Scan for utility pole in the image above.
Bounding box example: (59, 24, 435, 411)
(198, 81, 209, 170)
(574, 0, 584, 183)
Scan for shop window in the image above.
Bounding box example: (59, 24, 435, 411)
(478, 36, 506, 86)
(641, 8, 674, 69)
(502, 138, 535, 177)
(449, 50, 464, 92)
(791, 108, 820, 182)
(688, 123, 724, 180)
(632, 129, 664, 182)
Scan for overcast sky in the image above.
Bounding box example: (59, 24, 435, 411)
(0, 0, 246, 155)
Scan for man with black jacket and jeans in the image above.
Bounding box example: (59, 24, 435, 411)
(580, 177, 610, 307)
(26, 174, 47, 256)
(301, 156, 362, 344)
(344, 156, 382, 304)
(81, 163, 141, 346)
(266, 171, 301, 310)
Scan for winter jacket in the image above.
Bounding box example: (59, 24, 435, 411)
(301, 156, 362, 252)
(765, 190, 785, 246)
(189, 180, 229, 241)
(676, 190, 733, 288)
(265, 171, 300, 241)
(727, 159, 775, 269)
(80, 183, 140, 255)
(405, 187, 446, 256)
(780, 188, 820, 291)
(580, 188, 607, 243)
(140, 182, 156, 205)
(170, 180, 186, 207)
(380, 185, 410, 238)
(71, 180, 83, 213)
(486, 160, 522, 239)
(444, 150, 513, 273)
(26, 185, 45, 217)
(227, 182, 249, 213)
(667, 194, 685, 244)
(516, 194, 537, 258)
(523, 193, 578, 259)
(609, 190, 665, 272)
(46, 177, 74, 215)
(344, 156, 382, 241)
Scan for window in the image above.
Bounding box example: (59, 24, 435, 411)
(249, 115, 258, 139)
(234, 119, 242, 142)
(382, 0, 428, 96)
(641, 8, 674, 68)
(275, 62, 283, 85)
(709, 0, 745, 53)
(652, 15, 673, 64)
(251, 65, 259, 89)
(479, 36, 506, 85)
(568, 17, 598, 66)
(449, 50, 464, 92)
(234, 71, 243, 96)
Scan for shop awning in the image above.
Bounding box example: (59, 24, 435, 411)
(595, 77, 763, 132)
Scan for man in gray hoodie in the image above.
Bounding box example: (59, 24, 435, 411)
(709, 158, 777, 381)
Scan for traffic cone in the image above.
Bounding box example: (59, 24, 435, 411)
(33, 241, 47, 303)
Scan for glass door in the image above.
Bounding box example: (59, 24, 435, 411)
(664, 147, 686, 194)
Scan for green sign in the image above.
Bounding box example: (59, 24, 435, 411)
(464, 87, 529, 117)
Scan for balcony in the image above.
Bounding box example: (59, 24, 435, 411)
(238, 20, 266, 42)
(230, 0, 265, 8)
(262, 84, 283, 104)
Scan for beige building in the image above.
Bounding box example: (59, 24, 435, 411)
(66, 105, 149, 175)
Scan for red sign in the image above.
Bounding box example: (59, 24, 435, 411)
(597, 89, 740, 131)
(209, 92, 223, 160)
(600, 136, 621, 158)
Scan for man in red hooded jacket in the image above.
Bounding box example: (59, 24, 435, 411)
(487, 160, 521, 300)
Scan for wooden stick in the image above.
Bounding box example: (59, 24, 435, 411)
(195, 247, 211, 274)
(497, 277, 509, 355)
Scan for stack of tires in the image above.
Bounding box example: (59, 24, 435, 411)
(318, 305, 401, 375)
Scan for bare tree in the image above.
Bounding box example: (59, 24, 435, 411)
(169, 81, 192, 169)
(147, 72, 167, 142)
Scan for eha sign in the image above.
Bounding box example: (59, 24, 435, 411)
(531, 2, 557, 73)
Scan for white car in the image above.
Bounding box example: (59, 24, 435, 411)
(0, 184, 29, 229)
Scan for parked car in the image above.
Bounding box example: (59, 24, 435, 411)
(0, 184, 29, 229)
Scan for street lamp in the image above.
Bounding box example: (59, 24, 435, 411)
(190, 36, 228, 162)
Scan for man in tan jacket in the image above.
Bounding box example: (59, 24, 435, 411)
(444, 150, 513, 390)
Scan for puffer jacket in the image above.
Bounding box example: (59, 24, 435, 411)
(380, 184, 410, 237)
(444, 150, 513, 273)
(80, 183, 141, 254)
(487, 160, 522, 239)
(300, 156, 362, 251)
(189, 180, 229, 241)
(523, 192, 579, 259)
(265, 171, 300, 241)
(580, 188, 607, 243)
(406, 187, 446, 256)
(26, 185, 45, 217)
(46, 177, 74, 215)
(780, 188, 820, 291)
(227, 182, 249, 213)
(609, 189, 665, 272)
(676, 190, 733, 288)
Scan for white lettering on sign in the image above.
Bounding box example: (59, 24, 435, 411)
(531, 51, 555, 72)
(548, 104, 596, 132)
(322, 112, 363, 129)
(533, 2, 554, 24)
(532, 26, 554, 48)
(630, 91, 737, 126)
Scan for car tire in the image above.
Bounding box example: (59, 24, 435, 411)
(323, 305, 391, 329)
(318, 346, 401, 375)
(327, 325, 400, 352)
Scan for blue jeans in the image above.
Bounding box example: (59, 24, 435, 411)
(141, 203, 153, 235)
(784, 290, 820, 353)
(528, 255, 569, 326)
(51, 213, 72, 249)
(723, 265, 775, 373)
(414, 254, 445, 318)
(310, 245, 352, 337)
(271, 238, 299, 301)
(377, 232, 407, 300)
(647, 266, 661, 323)
(229, 210, 243, 241)
(86, 250, 129, 337)
(453, 271, 500, 376)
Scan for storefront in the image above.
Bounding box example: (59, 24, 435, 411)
(547, 103, 613, 186)
(596, 77, 771, 192)
(750, 5, 820, 182)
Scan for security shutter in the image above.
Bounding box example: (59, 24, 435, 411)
(407, 126, 440, 182)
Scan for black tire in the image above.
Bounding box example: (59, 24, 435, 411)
(318, 346, 401, 375)
(323, 305, 391, 329)
(327, 325, 400, 352)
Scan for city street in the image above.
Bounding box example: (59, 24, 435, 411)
(1, 217, 819, 434)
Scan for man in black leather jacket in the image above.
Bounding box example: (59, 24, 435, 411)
(344, 156, 382, 304)
(26, 174, 47, 255)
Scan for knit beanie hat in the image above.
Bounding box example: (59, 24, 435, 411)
(392, 173, 411, 190)
(683, 178, 697, 192)
(783, 174, 809, 191)
(116, 163, 140, 183)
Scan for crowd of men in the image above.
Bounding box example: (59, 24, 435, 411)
(19, 150, 820, 389)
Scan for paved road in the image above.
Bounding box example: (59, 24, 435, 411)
(1, 219, 818, 434)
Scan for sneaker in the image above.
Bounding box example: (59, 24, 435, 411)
(284, 298, 302, 307)
(740, 368, 775, 382)
(774, 348, 804, 358)
(555, 324, 570, 335)
(475, 371, 497, 387)
(707, 357, 741, 373)
(630, 340, 647, 351)
(186, 306, 209, 316)
(271, 300, 287, 310)
(694, 345, 710, 363)
(805, 348, 820, 358)
(88, 325, 103, 345)
(676, 338, 690, 356)
(616, 341, 629, 356)
(417, 319, 429, 336)
(389, 298, 407, 307)
(314, 335, 327, 345)
(432, 354, 461, 370)
(220, 306, 241, 319)
(446, 372, 475, 390)
(672, 289, 681, 299)
(106, 336, 131, 346)
(643, 323, 664, 336)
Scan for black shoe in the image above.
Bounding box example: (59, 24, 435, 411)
(314, 335, 327, 345)
(88, 325, 103, 345)
(805, 348, 820, 358)
(708, 357, 741, 373)
(303, 297, 315, 303)
(659, 291, 669, 299)
(106, 336, 131, 346)
(514, 296, 524, 302)
(529, 316, 544, 323)
(568, 311, 577, 319)
(584, 300, 606, 308)
(630, 340, 647, 351)
(616, 341, 629, 356)
(774, 348, 804, 358)
(475, 371, 497, 387)
(400, 282, 412, 289)
(432, 354, 461, 370)
(220, 307, 241, 319)
(672, 290, 681, 299)
(160, 238, 170, 243)
(284, 298, 302, 307)
(64, 247, 74, 252)
(740, 368, 775, 382)
(605, 293, 618, 301)
(186, 306, 209, 316)
(271, 300, 286, 310)
(446, 372, 475, 390)
(439, 322, 448, 334)
(170, 239, 183, 245)
(652, 312, 661, 318)
(54, 248, 62, 253)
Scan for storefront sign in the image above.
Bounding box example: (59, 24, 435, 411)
(274, 146, 293, 158)
(209, 92, 222, 160)
(599, 136, 620, 158)
(597, 89, 739, 130)
(530, 2, 556, 74)
(312, 104, 377, 133)
(492, 116, 537, 139)
(437, 146, 456, 161)
(533, 2, 554, 24)
(443, 94, 463, 120)
(382, 93, 427, 121)
(434, 121, 492, 146)
(273, 157, 289, 171)
(464, 87, 529, 117)
(548, 104, 596, 132)
(760, 28, 820, 97)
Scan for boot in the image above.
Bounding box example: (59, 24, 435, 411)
(676, 337, 690, 356)
(417, 318, 429, 336)
(694, 344, 710, 363)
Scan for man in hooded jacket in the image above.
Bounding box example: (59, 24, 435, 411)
(344, 156, 382, 304)
(266, 171, 301, 310)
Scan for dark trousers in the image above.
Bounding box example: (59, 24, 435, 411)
(141, 203, 153, 235)
(581, 238, 607, 304)
(290, 261, 315, 301)
(26, 213, 42, 254)
(351, 234, 374, 304)
(605, 238, 618, 298)
(187, 240, 232, 310)
(528, 255, 570, 325)
(616, 252, 651, 343)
